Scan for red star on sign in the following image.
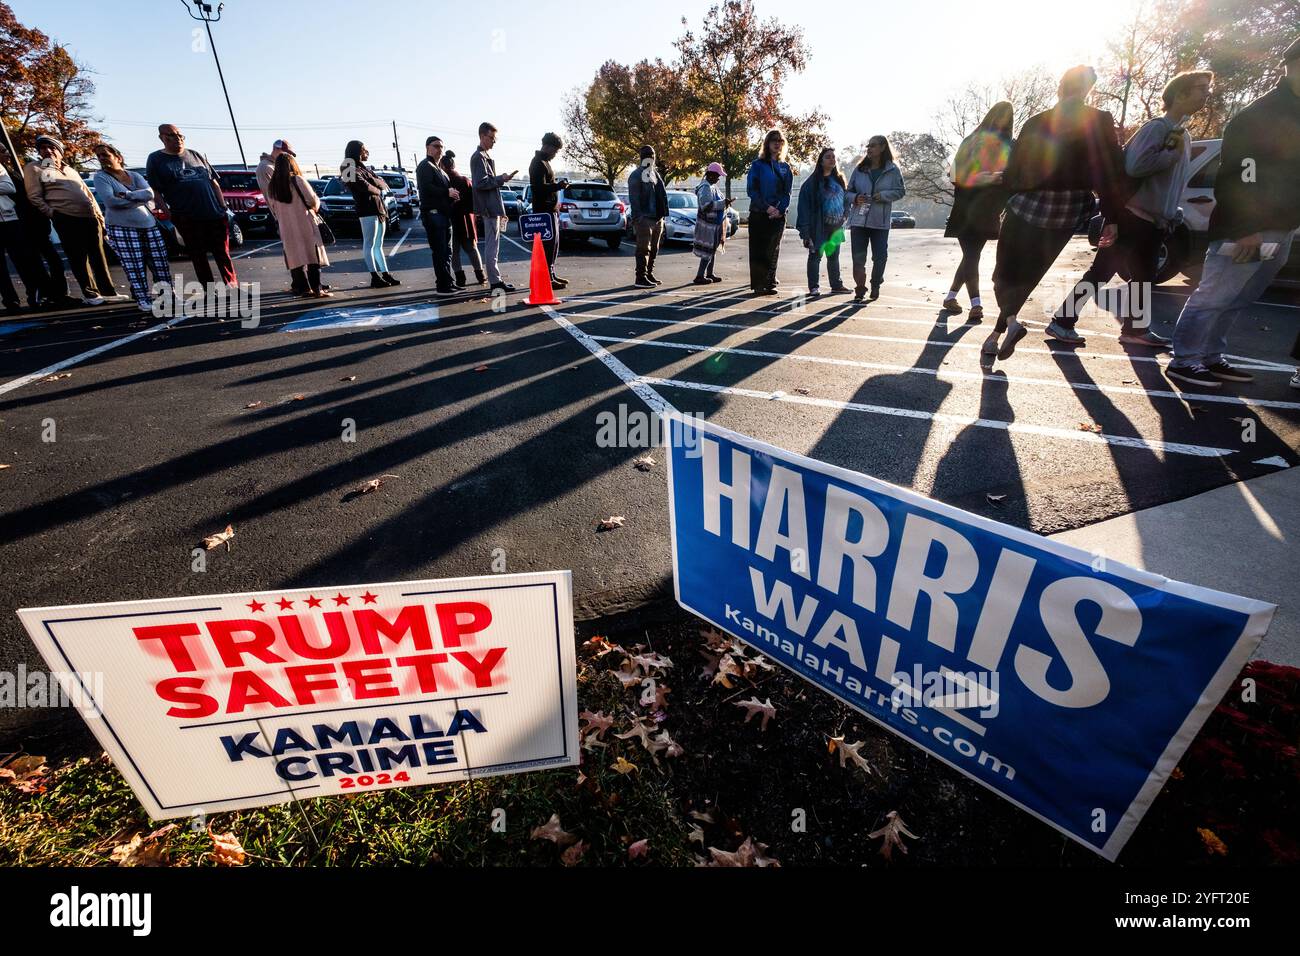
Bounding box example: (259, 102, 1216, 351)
(276, 598, 295, 611)
(247, 599, 266, 613)
(332, 593, 351, 606)
(361, 591, 379, 605)
(304, 595, 323, 608)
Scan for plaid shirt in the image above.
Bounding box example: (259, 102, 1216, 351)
(1007, 189, 1095, 231)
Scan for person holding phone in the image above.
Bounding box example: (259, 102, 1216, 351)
(693, 162, 729, 284)
(529, 132, 569, 289)
(629, 144, 669, 288)
(470, 122, 519, 293)
(1168, 38, 1300, 389)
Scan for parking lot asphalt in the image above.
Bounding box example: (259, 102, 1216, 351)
(2, 221, 1298, 738)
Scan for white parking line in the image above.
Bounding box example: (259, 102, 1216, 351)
(232, 240, 282, 260)
(541, 306, 676, 414)
(636, 376, 1236, 459)
(585, 332, 1300, 412)
(0, 315, 193, 397)
(389, 226, 413, 256)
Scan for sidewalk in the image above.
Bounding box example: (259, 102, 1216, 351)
(1050, 467, 1298, 666)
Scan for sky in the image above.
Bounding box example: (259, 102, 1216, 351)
(14, 0, 1145, 174)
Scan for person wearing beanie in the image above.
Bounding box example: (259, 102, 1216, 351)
(23, 134, 127, 306)
(529, 131, 570, 288)
(1169, 39, 1300, 390)
(628, 144, 668, 288)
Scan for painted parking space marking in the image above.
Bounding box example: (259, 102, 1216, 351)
(280, 302, 441, 333)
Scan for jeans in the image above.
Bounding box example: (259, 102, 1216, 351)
(172, 216, 235, 286)
(0, 219, 50, 306)
(991, 212, 1075, 331)
(850, 226, 889, 291)
(806, 237, 843, 291)
(482, 215, 505, 284)
(51, 212, 117, 298)
(1055, 208, 1162, 332)
(359, 215, 388, 273)
(749, 212, 784, 290)
(422, 211, 454, 290)
(1171, 229, 1296, 368)
(635, 218, 663, 278)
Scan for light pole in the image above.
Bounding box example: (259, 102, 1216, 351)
(183, 0, 248, 168)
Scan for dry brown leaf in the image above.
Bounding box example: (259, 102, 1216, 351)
(0, 755, 48, 794)
(357, 474, 401, 495)
(579, 710, 614, 740)
(633, 455, 656, 471)
(687, 824, 705, 845)
(829, 735, 874, 775)
(610, 756, 638, 775)
(612, 670, 640, 689)
(1197, 827, 1228, 856)
(209, 828, 245, 866)
(1076, 422, 1103, 433)
(707, 836, 781, 867)
(615, 717, 658, 751)
(203, 524, 235, 551)
(111, 824, 178, 867)
(651, 729, 684, 758)
(734, 696, 777, 730)
(597, 515, 626, 530)
(631, 651, 673, 673)
(530, 813, 579, 847)
(341, 375, 357, 382)
(0, 463, 11, 470)
(474, 364, 492, 372)
(560, 840, 587, 866)
(794, 387, 811, 395)
(244, 401, 264, 409)
(292, 394, 306, 401)
(868, 811, 918, 861)
(628, 838, 650, 860)
(712, 654, 742, 688)
(44, 372, 72, 382)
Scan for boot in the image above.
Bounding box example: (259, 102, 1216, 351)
(550, 272, 569, 289)
(635, 254, 653, 288)
(381, 272, 400, 286)
(454, 269, 467, 289)
(369, 271, 388, 289)
(646, 254, 662, 285)
(473, 267, 487, 285)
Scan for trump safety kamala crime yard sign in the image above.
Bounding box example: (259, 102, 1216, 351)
(665, 415, 1274, 861)
(16, 571, 578, 819)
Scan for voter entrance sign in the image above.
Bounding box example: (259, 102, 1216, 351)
(665, 415, 1274, 860)
(519, 213, 555, 242)
(17, 571, 577, 819)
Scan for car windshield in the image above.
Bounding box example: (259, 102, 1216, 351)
(219, 173, 259, 191)
(381, 174, 406, 190)
(502, 191, 518, 201)
(668, 193, 697, 209)
(323, 179, 351, 197)
(565, 185, 616, 202)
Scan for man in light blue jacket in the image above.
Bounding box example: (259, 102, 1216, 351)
(844, 136, 905, 300)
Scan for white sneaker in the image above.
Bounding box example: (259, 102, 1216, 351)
(82, 295, 105, 306)
(102, 293, 132, 303)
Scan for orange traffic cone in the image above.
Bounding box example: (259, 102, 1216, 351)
(524, 232, 561, 306)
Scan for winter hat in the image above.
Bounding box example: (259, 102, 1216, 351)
(34, 134, 65, 153)
(705, 162, 724, 175)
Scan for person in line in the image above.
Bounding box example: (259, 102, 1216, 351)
(0, 143, 67, 308)
(470, 122, 519, 293)
(528, 132, 570, 289)
(93, 143, 170, 313)
(23, 135, 126, 306)
(416, 136, 458, 296)
(746, 130, 793, 295)
(845, 136, 905, 302)
(1169, 39, 1300, 390)
(1050, 72, 1214, 349)
(255, 138, 309, 294)
(942, 103, 1013, 321)
(795, 147, 850, 296)
(0, 160, 51, 313)
(146, 124, 237, 289)
(986, 66, 1129, 362)
(440, 150, 486, 288)
(264, 152, 332, 298)
(629, 145, 669, 289)
(342, 140, 398, 289)
(692, 162, 729, 285)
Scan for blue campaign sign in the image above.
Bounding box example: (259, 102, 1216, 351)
(520, 213, 554, 242)
(665, 414, 1274, 860)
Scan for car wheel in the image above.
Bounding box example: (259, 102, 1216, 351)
(605, 235, 622, 251)
(229, 221, 244, 248)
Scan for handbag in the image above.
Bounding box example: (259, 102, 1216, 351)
(292, 178, 335, 245)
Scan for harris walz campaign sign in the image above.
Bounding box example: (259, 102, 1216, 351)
(17, 571, 577, 819)
(665, 415, 1274, 860)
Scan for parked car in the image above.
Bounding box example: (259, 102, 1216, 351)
(890, 210, 917, 229)
(315, 176, 399, 234)
(1086, 137, 1299, 286)
(662, 190, 699, 244)
(501, 189, 528, 220)
(375, 169, 417, 219)
(556, 181, 626, 250)
(217, 169, 275, 236)
(75, 167, 241, 258)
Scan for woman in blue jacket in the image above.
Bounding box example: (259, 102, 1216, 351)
(845, 135, 906, 301)
(795, 147, 850, 296)
(746, 129, 794, 295)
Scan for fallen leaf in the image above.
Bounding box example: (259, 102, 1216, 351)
(615, 717, 658, 751)
(0, 463, 10, 470)
(579, 710, 615, 740)
(111, 824, 178, 867)
(43, 372, 72, 382)
(794, 387, 811, 395)
(868, 811, 918, 861)
(244, 401, 264, 409)
(707, 836, 781, 867)
(597, 515, 626, 531)
(628, 838, 650, 860)
(209, 828, 246, 866)
(651, 729, 684, 758)
(1076, 422, 1103, 433)
(630, 651, 673, 673)
(560, 840, 587, 866)
(829, 735, 874, 775)
(1170, 766, 1185, 781)
(0, 755, 48, 793)
(712, 654, 742, 688)
(687, 824, 705, 845)
(734, 696, 777, 730)
(610, 756, 638, 775)
(292, 394, 305, 401)
(357, 474, 401, 495)
(633, 455, 656, 471)
(530, 813, 579, 847)
(203, 524, 235, 551)
(474, 365, 492, 372)
(986, 493, 1006, 506)
(1197, 827, 1228, 856)
(612, 670, 640, 689)
(341, 375, 357, 382)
